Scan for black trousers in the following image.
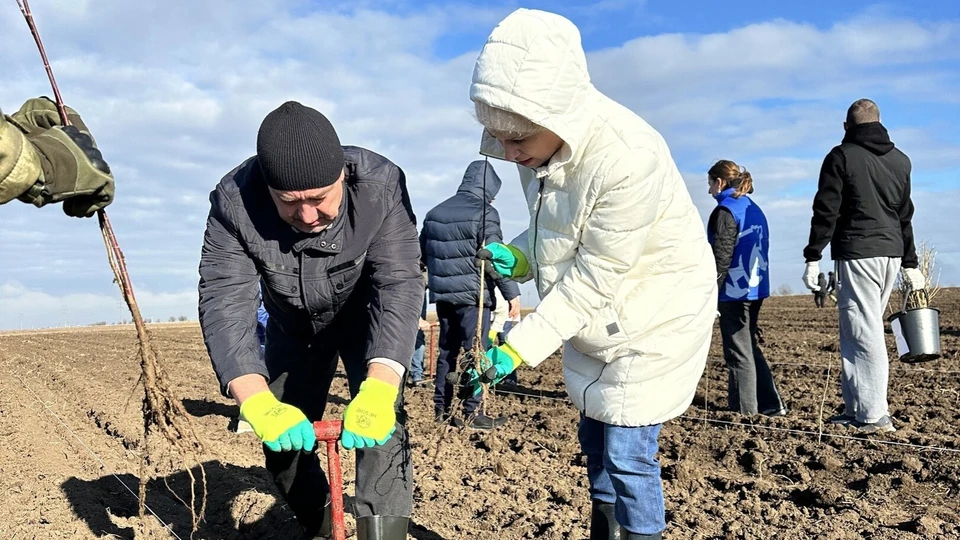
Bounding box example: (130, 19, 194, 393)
(263, 320, 412, 530)
(717, 300, 785, 415)
(433, 302, 490, 415)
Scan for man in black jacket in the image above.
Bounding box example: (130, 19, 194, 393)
(802, 98, 924, 435)
(420, 160, 520, 429)
(198, 102, 422, 539)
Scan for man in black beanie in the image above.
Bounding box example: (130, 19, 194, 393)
(198, 101, 423, 539)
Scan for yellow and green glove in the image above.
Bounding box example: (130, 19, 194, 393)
(239, 391, 316, 453)
(477, 243, 529, 279)
(466, 343, 524, 396)
(341, 378, 398, 450)
(487, 330, 500, 349)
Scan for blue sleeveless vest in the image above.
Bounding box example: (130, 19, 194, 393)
(710, 188, 770, 302)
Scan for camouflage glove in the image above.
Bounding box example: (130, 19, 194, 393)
(10, 97, 115, 218)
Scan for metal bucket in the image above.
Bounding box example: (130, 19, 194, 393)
(887, 307, 941, 363)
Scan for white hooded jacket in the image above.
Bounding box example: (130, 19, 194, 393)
(470, 9, 717, 426)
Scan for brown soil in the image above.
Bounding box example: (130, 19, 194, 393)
(1, 290, 958, 539)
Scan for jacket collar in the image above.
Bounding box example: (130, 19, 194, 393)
(291, 192, 346, 255)
(714, 187, 738, 202)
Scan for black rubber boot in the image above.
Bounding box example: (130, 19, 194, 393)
(619, 526, 663, 539)
(590, 500, 620, 540)
(302, 502, 332, 539)
(356, 515, 409, 539)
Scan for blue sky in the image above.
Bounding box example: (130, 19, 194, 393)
(1, 0, 958, 328)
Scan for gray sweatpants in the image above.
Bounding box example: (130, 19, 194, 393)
(835, 257, 900, 423)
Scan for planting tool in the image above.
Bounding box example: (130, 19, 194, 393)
(313, 420, 347, 540)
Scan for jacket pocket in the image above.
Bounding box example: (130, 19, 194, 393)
(262, 268, 301, 299)
(568, 305, 633, 362)
(328, 251, 366, 296)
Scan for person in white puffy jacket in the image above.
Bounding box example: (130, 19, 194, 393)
(465, 8, 717, 540)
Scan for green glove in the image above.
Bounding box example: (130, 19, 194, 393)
(477, 243, 530, 279)
(487, 330, 499, 349)
(466, 343, 524, 395)
(341, 378, 399, 450)
(239, 390, 316, 453)
(10, 97, 115, 217)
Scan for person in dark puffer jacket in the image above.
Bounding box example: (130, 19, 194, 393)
(420, 160, 520, 430)
(707, 159, 785, 418)
(802, 98, 923, 435)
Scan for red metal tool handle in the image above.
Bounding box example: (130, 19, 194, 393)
(313, 420, 346, 540)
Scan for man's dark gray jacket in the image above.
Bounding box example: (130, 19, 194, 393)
(420, 160, 520, 307)
(198, 146, 424, 394)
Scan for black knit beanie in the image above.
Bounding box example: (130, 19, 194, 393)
(256, 101, 345, 191)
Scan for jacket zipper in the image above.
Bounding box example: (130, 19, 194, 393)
(533, 177, 600, 414)
(532, 179, 544, 292)
(582, 362, 609, 415)
(297, 251, 305, 303)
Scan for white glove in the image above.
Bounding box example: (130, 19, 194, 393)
(902, 268, 926, 291)
(803, 262, 821, 291)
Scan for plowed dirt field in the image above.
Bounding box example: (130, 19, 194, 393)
(1, 291, 958, 539)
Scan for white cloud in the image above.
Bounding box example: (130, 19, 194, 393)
(0, 2, 957, 328)
(0, 280, 197, 329)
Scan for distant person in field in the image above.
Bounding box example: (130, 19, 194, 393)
(419, 160, 520, 430)
(488, 286, 521, 388)
(802, 98, 923, 435)
(198, 101, 421, 538)
(813, 273, 828, 308)
(826, 271, 838, 305)
(1, 97, 114, 216)
(468, 9, 717, 539)
(706, 160, 786, 418)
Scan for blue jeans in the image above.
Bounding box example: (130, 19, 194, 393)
(577, 416, 665, 535)
(410, 344, 425, 382)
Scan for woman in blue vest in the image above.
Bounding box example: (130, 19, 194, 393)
(707, 160, 786, 417)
